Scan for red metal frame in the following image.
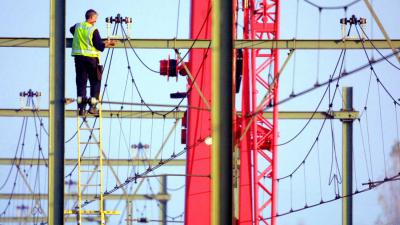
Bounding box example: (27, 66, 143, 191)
(239, 1, 280, 225)
(184, 1, 279, 225)
(185, 1, 212, 225)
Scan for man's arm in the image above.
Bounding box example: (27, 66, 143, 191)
(92, 29, 106, 52)
(70, 25, 76, 35)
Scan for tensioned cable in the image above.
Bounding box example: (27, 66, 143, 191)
(0, 118, 27, 191)
(303, 0, 361, 10)
(290, 0, 300, 96)
(278, 47, 348, 180)
(120, 23, 212, 117)
(79, 137, 205, 209)
(177, 6, 212, 64)
(271, 50, 400, 108)
(175, 0, 181, 38)
(359, 27, 400, 71)
(376, 80, 388, 178)
(277, 49, 347, 146)
(276, 25, 353, 146)
(355, 25, 400, 106)
(267, 170, 400, 219)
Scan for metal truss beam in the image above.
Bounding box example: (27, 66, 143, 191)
(0, 217, 105, 223)
(0, 109, 358, 119)
(0, 193, 170, 201)
(0, 158, 185, 166)
(1, 38, 399, 49)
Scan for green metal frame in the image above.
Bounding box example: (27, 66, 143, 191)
(1, 37, 399, 49)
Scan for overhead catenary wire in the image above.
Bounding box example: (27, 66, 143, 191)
(303, 0, 361, 10)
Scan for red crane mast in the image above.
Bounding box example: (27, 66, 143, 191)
(184, 1, 280, 225)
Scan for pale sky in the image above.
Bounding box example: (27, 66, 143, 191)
(0, 0, 399, 225)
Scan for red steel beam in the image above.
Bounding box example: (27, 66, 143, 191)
(185, 1, 212, 225)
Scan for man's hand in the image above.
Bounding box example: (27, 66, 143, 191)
(104, 39, 118, 48)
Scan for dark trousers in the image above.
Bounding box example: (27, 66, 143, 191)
(74, 56, 101, 108)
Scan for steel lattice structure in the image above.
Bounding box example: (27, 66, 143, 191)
(184, 1, 279, 225)
(240, 1, 280, 225)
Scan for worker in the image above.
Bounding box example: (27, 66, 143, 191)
(70, 9, 116, 116)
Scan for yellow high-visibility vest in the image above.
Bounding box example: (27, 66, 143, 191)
(71, 22, 100, 58)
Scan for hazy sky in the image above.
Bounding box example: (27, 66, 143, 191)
(0, 0, 399, 225)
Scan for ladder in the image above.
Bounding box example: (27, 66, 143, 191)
(66, 99, 119, 224)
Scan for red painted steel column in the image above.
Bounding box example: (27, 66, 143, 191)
(238, 0, 254, 224)
(185, 1, 212, 225)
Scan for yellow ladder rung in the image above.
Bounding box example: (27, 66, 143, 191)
(80, 141, 100, 144)
(81, 169, 100, 173)
(81, 184, 100, 187)
(104, 210, 121, 215)
(81, 156, 100, 160)
(80, 128, 100, 130)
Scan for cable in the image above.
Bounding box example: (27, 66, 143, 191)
(79, 137, 205, 209)
(359, 27, 400, 71)
(277, 49, 347, 146)
(267, 170, 400, 219)
(303, 0, 361, 10)
(272, 50, 400, 108)
(355, 25, 400, 106)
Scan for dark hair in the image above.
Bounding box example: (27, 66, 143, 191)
(85, 9, 97, 20)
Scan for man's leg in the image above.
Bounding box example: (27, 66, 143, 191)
(87, 57, 101, 115)
(75, 56, 89, 115)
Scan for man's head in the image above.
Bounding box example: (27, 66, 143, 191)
(85, 9, 98, 24)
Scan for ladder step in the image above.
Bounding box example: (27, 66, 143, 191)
(81, 184, 101, 187)
(80, 128, 100, 130)
(81, 169, 100, 173)
(81, 156, 100, 160)
(80, 142, 100, 144)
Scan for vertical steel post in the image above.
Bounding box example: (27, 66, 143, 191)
(211, 1, 233, 225)
(127, 201, 133, 225)
(342, 87, 353, 225)
(49, 0, 65, 224)
(159, 175, 167, 225)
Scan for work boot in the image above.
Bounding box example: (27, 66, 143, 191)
(88, 106, 99, 116)
(78, 108, 86, 116)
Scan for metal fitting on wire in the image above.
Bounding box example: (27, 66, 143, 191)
(340, 15, 367, 40)
(105, 13, 133, 39)
(19, 89, 42, 110)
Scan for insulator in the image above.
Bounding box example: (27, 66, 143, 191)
(159, 59, 178, 77)
(340, 18, 347, 24)
(359, 17, 367, 25)
(349, 15, 357, 25)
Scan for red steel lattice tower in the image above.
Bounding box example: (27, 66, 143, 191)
(239, 1, 280, 225)
(184, 0, 279, 225)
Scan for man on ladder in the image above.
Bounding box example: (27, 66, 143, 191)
(70, 9, 116, 116)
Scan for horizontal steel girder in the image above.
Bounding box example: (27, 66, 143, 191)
(0, 37, 399, 49)
(0, 217, 105, 223)
(0, 158, 186, 166)
(0, 193, 170, 201)
(0, 108, 359, 120)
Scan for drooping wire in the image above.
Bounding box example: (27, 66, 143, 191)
(316, 137, 323, 201)
(355, 25, 400, 106)
(359, 27, 400, 71)
(277, 49, 347, 146)
(274, 50, 399, 108)
(290, 0, 300, 96)
(0, 117, 27, 191)
(377, 81, 388, 178)
(315, 7, 322, 85)
(357, 119, 372, 182)
(303, 0, 361, 10)
(175, 0, 181, 38)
